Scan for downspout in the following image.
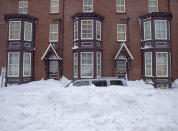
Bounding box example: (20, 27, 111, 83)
(60, 0, 65, 78)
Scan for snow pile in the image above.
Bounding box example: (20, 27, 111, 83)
(172, 79, 178, 88)
(0, 78, 178, 131)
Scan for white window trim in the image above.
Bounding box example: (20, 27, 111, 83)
(116, 0, 126, 13)
(96, 52, 102, 77)
(148, 0, 158, 13)
(83, 0, 93, 12)
(7, 52, 20, 77)
(81, 20, 93, 40)
(156, 52, 168, 77)
(49, 24, 59, 42)
(80, 52, 94, 78)
(155, 20, 167, 40)
(73, 53, 78, 78)
(145, 52, 152, 77)
(24, 22, 32, 41)
(23, 53, 31, 77)
(144, 21, 152, 41)
(9, 21, 21, 40)
(117, 24, 126, 42)
(74, 21, 79, 41)
(96, 21, 101, 41)
(50, 0, 59, 13)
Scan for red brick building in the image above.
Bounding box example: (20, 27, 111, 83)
(0, 0, 178, 88)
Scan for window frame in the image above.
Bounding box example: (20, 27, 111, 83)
(83, 0, 93, 12)
(144, 52, 152, 77)
(9, 21, 21, 41)
(24, 22, 32, 41)
(23, 53, 32, 77)
(117, 24, 126, 42)
(156, 52, 168, 77)
(80, 52, 94, 78)
(155, 20, 167, 40)
(18, 1, 28, 14)
(50, 0, 59, 13)
(144, 21, 152, 40)
(7, 52, 20, 77)
(49, 24, 59, 42)
(116, 0, 125, 13)
(81, 20, 93, 40)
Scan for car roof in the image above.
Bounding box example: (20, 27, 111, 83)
(74, 77, 126, 81)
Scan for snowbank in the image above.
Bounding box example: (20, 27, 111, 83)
(0, 78, 178, 131)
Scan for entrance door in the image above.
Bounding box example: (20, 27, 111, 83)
(49, 60, 58, 79)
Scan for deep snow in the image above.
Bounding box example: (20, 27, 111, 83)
(0, 77, 178, 131)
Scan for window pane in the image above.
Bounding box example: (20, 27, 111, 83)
(73, 53, 78, 78)
(50, 24, 58, 42)
(83, 0, 93, 12)
(156, 52, 168, 77)
(8, 52, 20, 77)
(9, 21, 21, 40)
(144, 21, 151, 40)
(81, 20, 93, 39)
(24, 22, 32, 41)
(23, 53, 31, 76)
(74, 21, 78, 40)
(117, 24, 126, 41)
(81, 52, 93, 77)
(116, 0, 125, 12)
(96, 52, 101, 77)
(50, 0, 59, 13)
(155, 20, 167, 39)
(148, 0, 158, 13)
(145, 52, 152, 76)
(96, 21, 101, 40)
(19, 1, 28, 14)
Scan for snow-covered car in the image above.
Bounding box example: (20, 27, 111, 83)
(65, 77, 128, 87)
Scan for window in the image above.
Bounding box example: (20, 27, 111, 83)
(110, 80, 123, 86)
(81, 52, 93, 78)
(96, 52, 101, 77)
(50, 0, 59, 13)
(9, 21, 21, 40)
(116, 0, 125, 13)
(73, 81, 89, 86)
(156, 52, 168, 77)
(49, 24, 58, 42)
(116, 60, 127, 73)
(24, 22, 32, 41)
(83, 0, 93, 12)
(74, 21, 79, 41)
(23, 53, 31, 76)
(8, 52, 20, 77)
(92, 80, 107, 87)
(144, 52, 152, 76)
(144, 21, 151, 40)
(73, 53, 78, 78)
(148, 0, 158, 13)
(96, 21, 101, 40)
(81, 20, 93, 39)
(155, 20, 167, 39)
(117, 24, 126, 41)
(18, 1, 28, 14)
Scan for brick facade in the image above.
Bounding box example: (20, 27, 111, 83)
(0, 0, 178, 87)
